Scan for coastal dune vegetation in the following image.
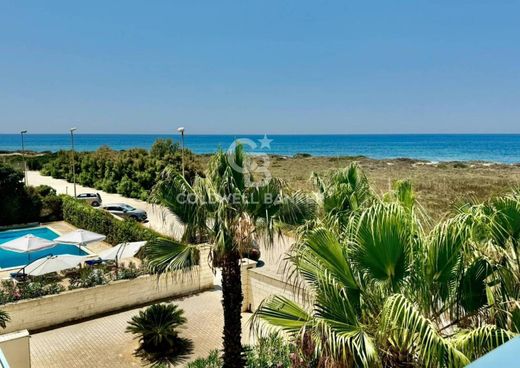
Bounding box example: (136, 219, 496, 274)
(251, 163, 520, 367)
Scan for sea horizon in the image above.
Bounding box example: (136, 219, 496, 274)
(2, 133, 520, 164)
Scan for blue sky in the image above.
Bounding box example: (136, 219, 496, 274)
(0, 1, 519, 134)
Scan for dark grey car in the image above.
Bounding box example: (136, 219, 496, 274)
(101, 203, 148, 222)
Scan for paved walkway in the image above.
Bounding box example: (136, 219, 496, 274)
(31, 288, 253, 368)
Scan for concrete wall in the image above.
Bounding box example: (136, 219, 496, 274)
(240, 259, 257, 312)
(0, 329, 31, 368)
(2, 246, 213, 334)
(243, 267, 310, 312)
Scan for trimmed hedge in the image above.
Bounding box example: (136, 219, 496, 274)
(62, 196, 162, 245)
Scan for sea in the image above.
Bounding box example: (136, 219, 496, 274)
(1, 134, 520, 164)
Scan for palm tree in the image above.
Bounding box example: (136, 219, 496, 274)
(146, 145, 315, 368)
(253, 175, 516, 367)
(0, 310, 9, 329)
(312, 162, 374, 233)
(126, 303, 191, 366)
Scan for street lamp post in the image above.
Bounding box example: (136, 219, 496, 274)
(20, 130, 28, 185)
(70, 127, 77, 197)
(177, 127, 185, 178)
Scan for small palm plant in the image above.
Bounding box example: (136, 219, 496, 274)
(0, 310, 9, 329)
(126, 303, 192, 367)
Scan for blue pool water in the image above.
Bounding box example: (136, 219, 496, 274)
(0, 227, 88, 269)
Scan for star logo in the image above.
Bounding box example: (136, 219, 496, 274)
(258, 134, 273, 149)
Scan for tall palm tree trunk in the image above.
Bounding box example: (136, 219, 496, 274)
(221, 251, 245, 368)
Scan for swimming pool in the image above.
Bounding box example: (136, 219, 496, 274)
(0, 227, 88, 269)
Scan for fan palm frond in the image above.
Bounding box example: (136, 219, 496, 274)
(145, 238, 200, 275)
(450, 325, 515, 361)
(0, 310, 9, 329)
(349, 203, 413, 291)
(381, 294, 469, 368)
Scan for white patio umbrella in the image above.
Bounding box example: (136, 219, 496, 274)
(22, 255, 87, 276)
(0, 234, 56, 253)
(54, 229, 106, 254)
(98, 241, 147, 262)
(0, 234, 57, 262)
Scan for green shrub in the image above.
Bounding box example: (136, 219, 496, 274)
(186, 350, 222, 368)
(186, 334, 293, 368)
(0, 164, 63, 225)
(0, 279, 65, 305)
(68, 268, 108, 289)
(115, 262, 143, 280)
(62, 196, 162, 245)
(40, 139, 202, 201)
(244, 334, 292, 368)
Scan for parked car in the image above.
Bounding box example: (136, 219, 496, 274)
(100, 203, 148, 222)
(76, 192, 102, 207)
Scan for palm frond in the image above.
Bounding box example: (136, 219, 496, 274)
(450, 325, 515, 361)
(313, 280, 379, 367)
(349, 203, 413, 291)
(381, 294, 470, 368)
(145, 238, 200, 275)
(290, 227, 359, 292)
(424, 216, 471, 311)
(0, 310, 9, 329)
(251, 295, 312, 337)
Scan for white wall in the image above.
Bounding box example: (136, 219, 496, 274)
(2, 246, 213, 334)
(243, 267, 310, 312)
(0, 329, 31, 368)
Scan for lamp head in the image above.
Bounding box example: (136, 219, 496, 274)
(177, 127, 185, 133)
(21, 130, 28, 134)
(70, 127, 77, 132)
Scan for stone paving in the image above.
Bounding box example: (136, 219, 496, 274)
(31, 288, 254, 367)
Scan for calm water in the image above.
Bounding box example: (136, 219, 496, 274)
(0, 227, 87, 269)
(2, 134, 520, 163)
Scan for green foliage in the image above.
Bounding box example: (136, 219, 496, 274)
(126, 303, 192, 367)
(0, 164, 41, 225)
(0, 164, 63, 225)
(312, 162, 373, 232)
(253, 166, 520, 368)
(186, 334, 293, 368)
(186, 350, 222, 368)
(244, 334, 292, 368)
(115, 262, 143, 280)
(40, 139, 201, 201)
(0, 310, 9, 329)
(0, 279, 65, 305)
(62, 196, 161, 245)
(68, 268, 108, 289)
